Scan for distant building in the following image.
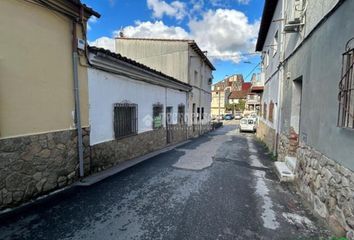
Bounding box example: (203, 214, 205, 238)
(115, 38, 215, 137)
(211, 74, 244, 117)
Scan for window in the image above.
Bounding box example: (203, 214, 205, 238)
(269, 101, 274, 123)
(273, 31, 278, 56)
(113, 103, 138, 139)
(338, 44, 354, 128)
(197, 107, 200, 121)
(194, 71, 198, 85)
(153, 103, 163, 129)
(201, 107, 204, 120)
(263, 103, 267, 119)
(178, 104, 185, 124)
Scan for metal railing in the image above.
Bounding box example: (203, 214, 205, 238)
(114, 103, 138, 139)
(338, 46, 354, 129)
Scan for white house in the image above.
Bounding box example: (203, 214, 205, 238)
(87, 46, 192, 172)
(115, 38, 215, 137)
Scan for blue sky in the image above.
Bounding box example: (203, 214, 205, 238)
(82, 0, 265, 83)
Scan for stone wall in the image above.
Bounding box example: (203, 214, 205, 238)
(0, 128, 90, 210)
(90, 128, 167, 173)
(296, 142, 354, 239)
(169, 125, 188, 145)
(278, 128, 299, 161)
(256, 120, 276, 152)
(187, 124, 211, 139)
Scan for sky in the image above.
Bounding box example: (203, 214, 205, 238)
(82, 0, 265, 83)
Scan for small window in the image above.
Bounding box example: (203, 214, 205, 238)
(338, 44, 354, 128)
(201, 107, 204, 120)
(153, 103, 163, 129)
(114, 103, 138, 139)
(197, 107, 200, 121)
(273, 31, 278, 56)
(263, 103, 267, 120)
(178, 104, 185, 124)
(269, 101, 274, 123)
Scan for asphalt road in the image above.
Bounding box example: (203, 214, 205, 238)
(0, 125, 329, 240)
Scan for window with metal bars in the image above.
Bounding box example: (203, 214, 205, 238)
(338, 41, 354, 129)
(263, 103, 267, 120)
(269, 101, 274, 123)
(178, 104, 185, 124)
(113, 103, 138, 139)
(153, 103, 163, 129)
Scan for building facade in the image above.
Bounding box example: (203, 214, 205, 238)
(88, 47, 192, 172)
(0, 0, 99, 209)
(211, 74, 244, 117)
(257, 0, 354, 238)
(115, 38, 215, 137)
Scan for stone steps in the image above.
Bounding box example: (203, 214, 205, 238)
(274, 156, 297, 182)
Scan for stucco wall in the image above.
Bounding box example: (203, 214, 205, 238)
(281, 0, 354, 170)
(0, 0, 89, 139)
(115, 39, 189, 83)
(88, 68, 188, 145)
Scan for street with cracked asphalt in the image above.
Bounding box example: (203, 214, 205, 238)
(0, 124, 330, 240)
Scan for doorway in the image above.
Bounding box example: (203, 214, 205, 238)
(291, 77, 303, 134)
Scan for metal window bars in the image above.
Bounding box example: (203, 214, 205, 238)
(153, 103, 163, 129)
(114, 103, 138, 139)
(178, 104, 185, 124)
(338, 38, 354, 129)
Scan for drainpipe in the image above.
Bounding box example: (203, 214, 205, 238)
(274, 0, 286, 157)
(72, 20, 85, 178)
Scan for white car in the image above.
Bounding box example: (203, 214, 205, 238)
(240, 118, 257, 132)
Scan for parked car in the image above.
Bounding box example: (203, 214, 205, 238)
(239, 118, 257, 132)
(249, 113, 258, 122)
(234, 112, 243, 120)
(224, 114, 234, 120)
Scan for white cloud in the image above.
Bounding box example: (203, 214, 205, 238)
(189, 9, 259, 62)
(237, 0, 251, 4)
(116, 20, 189, 39)
(88, 37, 116, 52)
(147, 0, 187, 20)
(89, 9, 259, 63)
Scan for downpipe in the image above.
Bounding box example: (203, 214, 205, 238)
(72, 21, 85, 178)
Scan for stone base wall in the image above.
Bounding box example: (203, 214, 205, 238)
(278, 128, 299, 161)
(91, 128, 167, 173)
(169, 125, 188, 145)
(256, 120, 276, 152)
(296, 142, 354, 238)
(187, 124, 211, 139)
(0, 128, 90, 210)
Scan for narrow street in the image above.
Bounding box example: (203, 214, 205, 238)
(0, 124, 329, 240)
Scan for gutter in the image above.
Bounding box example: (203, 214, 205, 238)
(72, 8, 84, 178)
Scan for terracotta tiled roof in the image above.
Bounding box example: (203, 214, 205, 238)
(229, 91, 248, 99)
(68, 0, 101, 17)
(242, 82, 252, 91)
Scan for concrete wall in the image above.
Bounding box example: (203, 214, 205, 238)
(280, 0, 354, 171)
(284, 0, 339, 59)
(0, 0, 89, 139)
(115, 39, 189, 83)
(88, 68, 188, 145)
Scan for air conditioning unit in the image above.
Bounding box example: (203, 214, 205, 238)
(284, 0, 304, 33)
(288, 0, 303, 24)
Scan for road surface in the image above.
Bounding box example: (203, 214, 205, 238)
(0, 124, 329, 240)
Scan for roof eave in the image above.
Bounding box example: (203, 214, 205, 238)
(255, 0, 279, 51)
